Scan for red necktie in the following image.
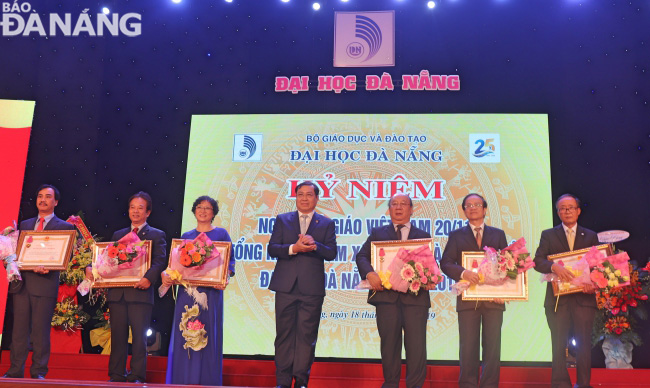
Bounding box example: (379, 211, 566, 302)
(37, 218, 45, 231)
(133, 227, 139, 235)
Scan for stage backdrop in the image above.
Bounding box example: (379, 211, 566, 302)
(183, 114, 553, 361)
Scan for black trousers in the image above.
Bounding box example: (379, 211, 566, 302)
(108, 299, 153, 382)
(457, 305, 503, 388)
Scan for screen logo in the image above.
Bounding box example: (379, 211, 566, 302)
(469, 134, 500, 163)
(233, 134, 262, 161)
(334, 11, 394, 68)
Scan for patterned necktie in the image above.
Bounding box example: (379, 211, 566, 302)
(474, 227, 482, 248)
(133, 227, 139, 235)
(567, 229, 575, 251)
(396, 224, 406, 241)
(37, 218, 45, 231)
(300, 215, 308, 235)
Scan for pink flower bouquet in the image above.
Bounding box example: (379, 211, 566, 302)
(590, 251, 630, 292)
(95, 231, 146, 278)
(387, 244, 443, 295)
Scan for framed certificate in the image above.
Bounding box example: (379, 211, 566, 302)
(461, 251, 529, 301)
(16, 230, 76, 270)
(92, 241, 152, 288)
(547, 244, 613, 296)
(370, 238, 433, 272)
(167, 239, 232, 287)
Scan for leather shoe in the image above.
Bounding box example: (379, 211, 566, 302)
(31, 375, 45, 379)
(2, 374, 22, 378)
(294, 381, 307, 388)
(276, 385, 290, 388)
(132, 380, 144, 384)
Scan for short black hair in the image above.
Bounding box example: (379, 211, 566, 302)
(295, 181, 320, 196)
(191, 195, 219, 221)
(388, 193, 413, 208)
(555, 193, 581, 210)
(462, 193, 487, 209)
(37, 184, 60, 201)
(128, 191, 152, 212)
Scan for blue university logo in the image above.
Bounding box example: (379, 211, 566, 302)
(334, 11, 395, 67)
(233, 134, 262, 161)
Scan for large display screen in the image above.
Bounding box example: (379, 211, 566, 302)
(183, 114, 553, 361)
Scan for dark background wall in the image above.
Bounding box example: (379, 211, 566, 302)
(1, 0, 648, 365)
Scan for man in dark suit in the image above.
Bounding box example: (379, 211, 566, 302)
(104, 191, 167, 383)
(4, 184, 75, 379)
(440, 193, 508, 388)
(533, 194, 599, 388)
(356, 193, 432, 388)
(268, 181, 337, 388)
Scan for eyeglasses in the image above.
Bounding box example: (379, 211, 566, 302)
(557, 206, 578, 213)
(196, 206, 213, 211)
(464, 203, 484, 209)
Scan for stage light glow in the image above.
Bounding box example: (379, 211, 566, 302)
(313, 2, 321, 9)
(225, 0, 233, 2)
(427, 1, 436, 8)
(171, 0, 182, 3)
(571, 338, 577, 346)
(147, 328, 153, 337)
(281, 0, 290, 3)
(101, 7, 110, 14)
(341, 0, 349, 2)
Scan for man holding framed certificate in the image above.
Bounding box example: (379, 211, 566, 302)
(4, 184, 75, 379)
(440, 193, 507, 388)
(105, 191, 167, 383)
(356, 193, 431, 388)
(533, 194, 599, 388)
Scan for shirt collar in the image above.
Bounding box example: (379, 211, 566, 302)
(562, 223, 577, 234)
(132, 222, 147, 232)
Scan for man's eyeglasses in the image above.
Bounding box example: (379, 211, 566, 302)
(464, 203, 484, 209)
(557, 206, 578, 213)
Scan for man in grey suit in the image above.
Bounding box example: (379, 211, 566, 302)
(268, 181, 337, 388)
(440, 193, 508, 388)
(356, 193, 432, 388)
(96, 191, 167, 383)
(533, 194, 599, 388)
(3, 184, 75, 379)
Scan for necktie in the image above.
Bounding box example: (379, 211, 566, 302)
(37, 218, 44, 231)
(396, 224, 406, 241)
(474, 227, 482, 248)
(567, 229, 575, 251)
(300, 215, 308, 235)
(133, 227, 139, 235)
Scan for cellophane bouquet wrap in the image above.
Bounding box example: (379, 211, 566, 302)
(0, 225, 21, 282)
(453, 237, 534, 295)
(95, 231, 146, 279)
(383, 244, 443, 295)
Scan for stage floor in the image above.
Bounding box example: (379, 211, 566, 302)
(1, 352, 649, 387)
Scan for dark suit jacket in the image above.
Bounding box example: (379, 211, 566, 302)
(440, 224, 508, 312)
(19, 215, 75, 297)
(356, 223, 432, 307)
(533, 224, 599, 308)
(267, 211, 337, 296)
(107, 224, 167, 305)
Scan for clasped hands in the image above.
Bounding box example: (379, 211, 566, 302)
(84, 266, 151, 290)
(551, 263, 595, 293)
(461, 270, 506, 305)
(293, 234, 317, 253)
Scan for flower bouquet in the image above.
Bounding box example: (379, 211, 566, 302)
(94, 231, 146, 278)
(590, 251, 631, 292)
(1, 223, 21, 282)
(51, 297, 90, 332)
(453, 237, 534, 295)
(385, 244, 444, 295)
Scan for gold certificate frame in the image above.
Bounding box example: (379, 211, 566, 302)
(16, 230, 76, 271)
(370, 238, 433, 272)
(168, 239, 231, 287)
(92, 241, 152, 288)
(461, 251, 529, 301)
(547, 243, 613, 296)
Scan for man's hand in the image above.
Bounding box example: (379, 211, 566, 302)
(85, 267, 94, 281)
(425, 283, 438, 290)
(366, 272, 384, 291)
(492, 298, 506, 304)
(161, 272, 174, 287)
(552, 263, 575, 283)
(34, 265, 49, 274)
(462, 270, 480, 285)
(293, 235, 317, 253)
(583, 283, 595, 294)
(134, 277, 151, 290)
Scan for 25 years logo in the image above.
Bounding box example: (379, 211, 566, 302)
(469, 134, 500, 163)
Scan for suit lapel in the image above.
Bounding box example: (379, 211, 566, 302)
(462, 225, 479, 250)
(554, 225, 571, 252)
(306, 213, 321, 235)
(291, 211, 301, 235)
(386, 224, 398, 240)
(44, 216, 59, 230)
(574, 225, 587, 250)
